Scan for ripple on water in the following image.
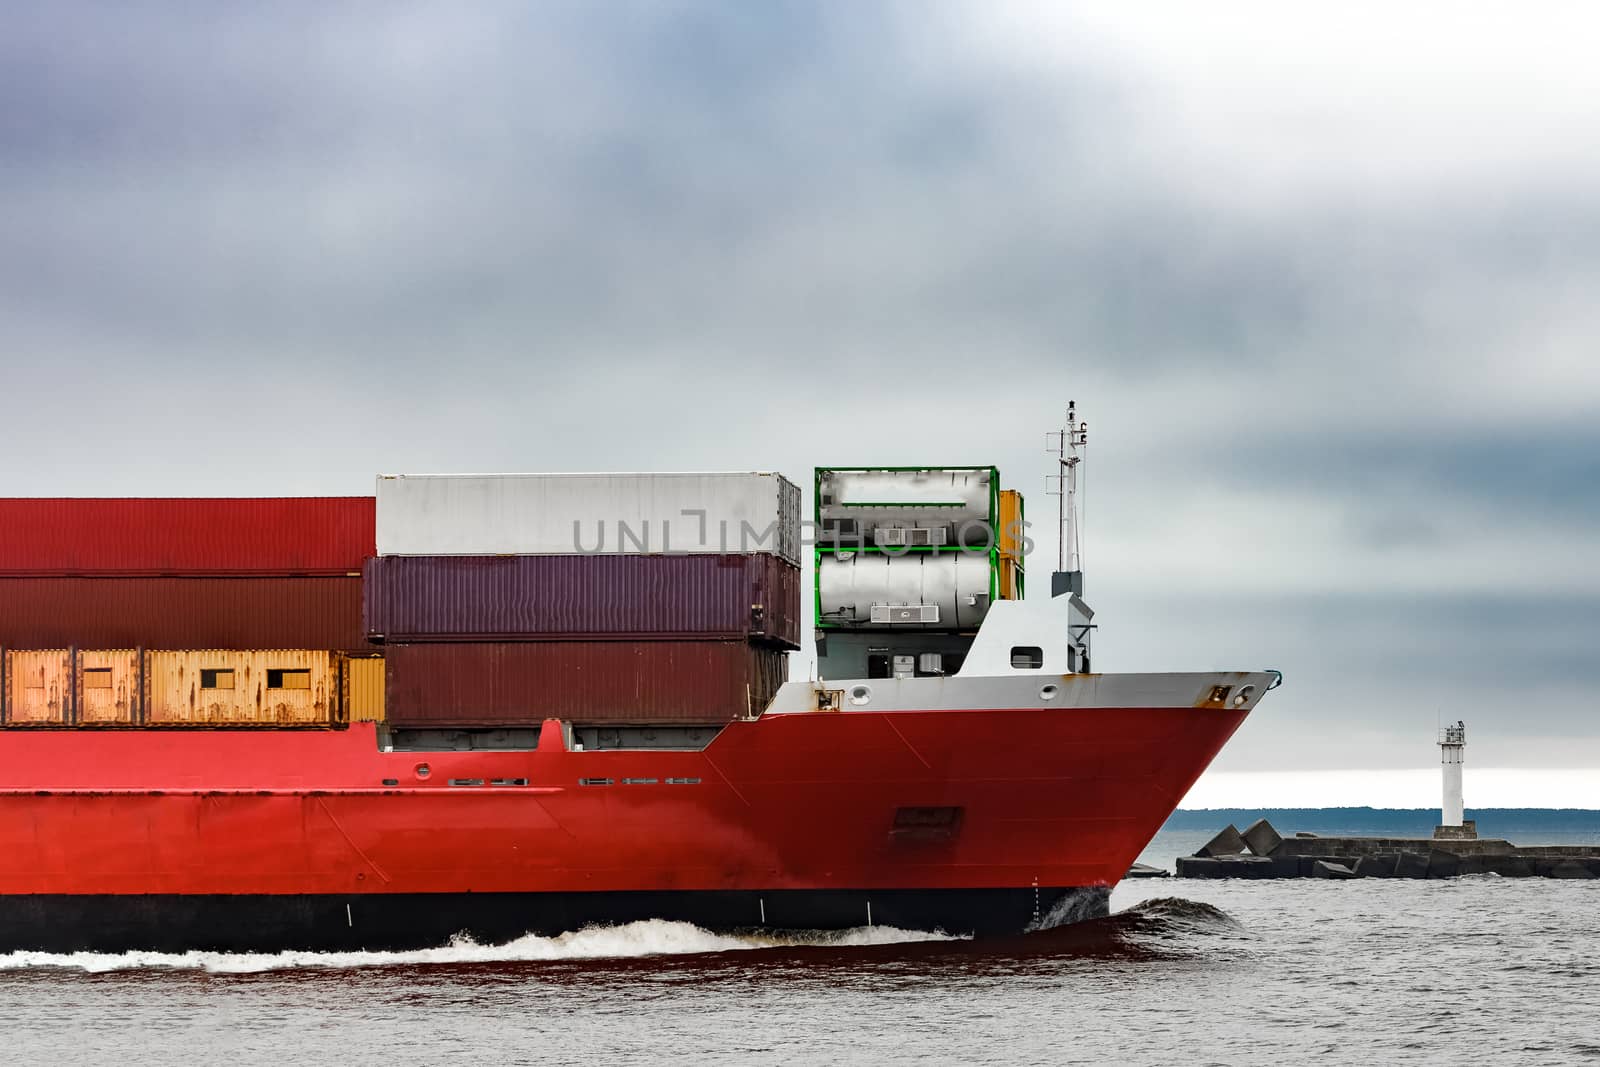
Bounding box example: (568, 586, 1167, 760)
(0, 878, 1594, 1067)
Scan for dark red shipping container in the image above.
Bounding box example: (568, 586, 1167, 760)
(383, 641, 790, 725)
(363, 554, 800, 649)
(0, 577, 366, 650)
(0, 498, 375, 576)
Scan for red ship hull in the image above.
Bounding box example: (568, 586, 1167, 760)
(0, 701, 1247, 951)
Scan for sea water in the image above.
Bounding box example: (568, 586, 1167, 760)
(2, 827, 1596, 1065)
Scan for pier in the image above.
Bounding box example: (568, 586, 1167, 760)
(1175, 819, 1600, 880)
(1174, 721, 1598, 880)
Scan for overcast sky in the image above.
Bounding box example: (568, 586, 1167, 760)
(2, 3, 1596, 803)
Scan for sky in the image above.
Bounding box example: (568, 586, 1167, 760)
(1, 3, 1596, 805)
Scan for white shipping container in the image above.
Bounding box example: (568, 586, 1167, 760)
(376, 472, 802, 564)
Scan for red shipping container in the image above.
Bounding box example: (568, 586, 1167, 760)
(363, 554, 800, 648)
(384, 641, 790, 726)
(0, 577, 366, 650)
(0, 498, 374, 576)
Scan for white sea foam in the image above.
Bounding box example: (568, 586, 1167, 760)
(742, 924, 964, 949)
(0, 920, 958, 974)
(1030, 886, 1112, 931)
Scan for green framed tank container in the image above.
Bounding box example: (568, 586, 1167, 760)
(815, 467, 1000, 550)
(812, 467, 1022, 631)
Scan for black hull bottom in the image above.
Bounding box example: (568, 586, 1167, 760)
(1, 887, 1108, 953)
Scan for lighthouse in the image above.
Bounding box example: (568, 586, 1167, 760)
(1434, 721, 1477, 840)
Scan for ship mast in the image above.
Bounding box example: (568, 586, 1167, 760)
(1047, 402, 1088, 597)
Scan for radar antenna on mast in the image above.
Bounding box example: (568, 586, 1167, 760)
(1046, 401, 1088, 598)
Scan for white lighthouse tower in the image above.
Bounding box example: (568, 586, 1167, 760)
(1434, 721, 1476, 840)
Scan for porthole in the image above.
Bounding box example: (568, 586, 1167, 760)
(414, 762, 431, 780)
(849, 684, 872, 706)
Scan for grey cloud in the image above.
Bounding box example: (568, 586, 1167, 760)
(0, 3, 1596, 770)
(1105, 589, 1600, 769)
(1204, 419, 1600, 526)
(8, 1, 1600, 390)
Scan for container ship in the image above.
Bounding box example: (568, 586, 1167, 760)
(0, 412, 1278, 951)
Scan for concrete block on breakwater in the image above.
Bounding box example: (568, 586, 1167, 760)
(1312, 860, 1357, 879)
(1352, 854, 1397, 878)
(1198, 824, 1249, 858)
(1125, 863, 1171, 879)
(1176, 819, 1600, 882)
(1547, 860, 1597, 879)
(1242, 818, 1284, 857)
(1394, 851, 1429, 879)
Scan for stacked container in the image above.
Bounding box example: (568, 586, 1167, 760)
(0, 498, 373, 727)
(997, 489, 1026, 600)
(813, 467, 1024, 679)
(371, 473, 801, 727)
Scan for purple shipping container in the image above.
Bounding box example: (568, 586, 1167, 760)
(383, 640, 790, 725)
(0, 576, 367, 650)
(363, 554, 800, 649)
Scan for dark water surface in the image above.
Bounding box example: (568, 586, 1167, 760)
(3, 875, 1596, 1066)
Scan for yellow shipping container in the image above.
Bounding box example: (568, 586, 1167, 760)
(4, 649, 71, 725)
(77, 649, 141, 725)
(998, 490, 1025, 563)
(998, 490, 1025, 600)
(342, 654, 386, 723)
(998, 558, 1024, 601)
(144, 649, 336, 727)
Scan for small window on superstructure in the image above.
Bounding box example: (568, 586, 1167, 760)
(1010, 646, 1044, 670)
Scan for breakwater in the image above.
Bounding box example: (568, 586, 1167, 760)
(1176, 819, 1600, 880)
